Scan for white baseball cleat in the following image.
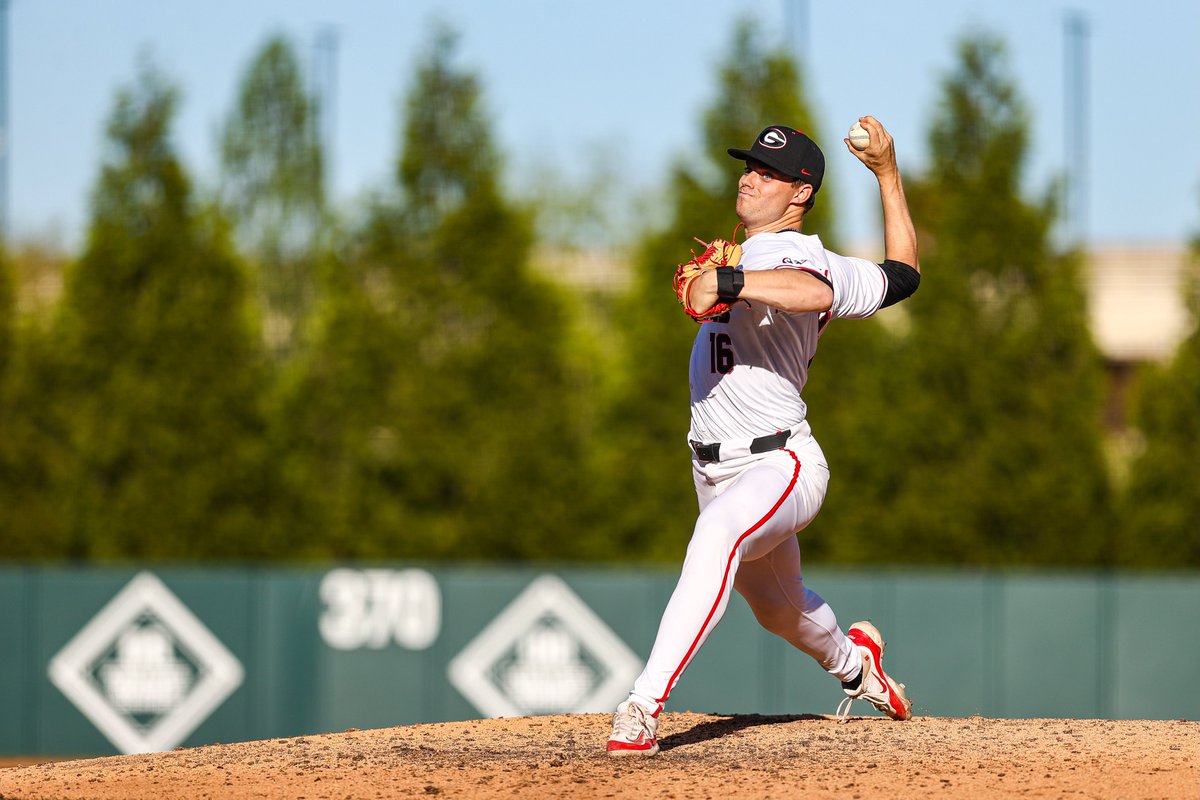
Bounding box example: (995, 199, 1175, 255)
(836, 620, 913, 722)
(606, 700, 660, 757)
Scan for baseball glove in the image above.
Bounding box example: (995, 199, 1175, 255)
(673, 230, 744, 322)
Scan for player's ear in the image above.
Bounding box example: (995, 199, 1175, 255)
(792, 182, 813, 206)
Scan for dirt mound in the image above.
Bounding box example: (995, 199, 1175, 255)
(1, 713, 1195, 799)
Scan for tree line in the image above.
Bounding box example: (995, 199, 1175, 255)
(0, 22, 1196, 568)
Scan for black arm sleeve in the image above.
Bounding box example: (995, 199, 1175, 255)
(879, 259, 920, 308)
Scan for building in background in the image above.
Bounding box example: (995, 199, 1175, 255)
(1086, 244, 1194, 430)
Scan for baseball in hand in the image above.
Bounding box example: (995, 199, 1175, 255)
(848, 121, 870, 150)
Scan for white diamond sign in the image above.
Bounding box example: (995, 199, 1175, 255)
(448, 574, 642, 717)
(48, 572, 244, 754)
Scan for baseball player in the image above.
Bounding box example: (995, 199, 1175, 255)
(606, 117, 920, 757)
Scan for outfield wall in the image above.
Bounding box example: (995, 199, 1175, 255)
(1, 565, 1196, 756)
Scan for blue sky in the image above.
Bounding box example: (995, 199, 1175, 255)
(9, 0, 1200, 251)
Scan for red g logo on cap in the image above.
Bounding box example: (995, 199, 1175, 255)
(760, 128, 788, 149)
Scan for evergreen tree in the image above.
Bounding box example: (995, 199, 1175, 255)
(0, 242, 77, 556)
(0, 249, 23, 548)
(798, 314, 908, 563)
(886, 33, 1112, 565)
(54, 61, 273, 559)
(280, 26, 586, 560)
(394, 27, 586, 560)
(267, 239, 406, 558)
(220, 33, 326, 357)
(0, 247, 10, 375)
(594, 20, 850, 561)
(1119, 220, 1200, 566)
(0, 321, 76, 557)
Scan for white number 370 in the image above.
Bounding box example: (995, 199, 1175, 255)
(318, 568, 441, 651)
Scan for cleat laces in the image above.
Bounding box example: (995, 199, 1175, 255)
(835, 695, 856, 723)
(835, 662, 908, 722)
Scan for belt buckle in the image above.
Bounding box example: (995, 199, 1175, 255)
(690, 440, 720, 462)
(749, 429, 790, 455)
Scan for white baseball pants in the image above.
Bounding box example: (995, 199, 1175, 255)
(627, 428, 860, 715)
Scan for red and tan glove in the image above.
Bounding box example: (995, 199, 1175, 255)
(672, 234, 743, 322)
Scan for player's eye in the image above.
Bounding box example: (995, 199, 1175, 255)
(743, 166, 772, 181)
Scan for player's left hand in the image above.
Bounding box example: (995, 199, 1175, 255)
(673, 235, 742, 322)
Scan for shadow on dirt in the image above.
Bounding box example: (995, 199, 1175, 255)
(659, 713, 826, 752)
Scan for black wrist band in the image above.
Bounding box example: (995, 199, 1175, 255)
(716, 267, 744, 302)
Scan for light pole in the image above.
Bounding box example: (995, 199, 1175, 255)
(312, 25, 338, 200)
(0, 0, 9, 241)
(1064, 10, 1090, 248)
(785, 0, 809, 66)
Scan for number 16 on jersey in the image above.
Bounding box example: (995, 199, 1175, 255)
(709, 332, 734, 374)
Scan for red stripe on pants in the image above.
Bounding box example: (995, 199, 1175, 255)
(654, 450, 802, 706)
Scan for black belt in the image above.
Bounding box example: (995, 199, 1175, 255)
(689, 430, 790, 463)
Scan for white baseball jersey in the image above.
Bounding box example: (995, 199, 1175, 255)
(688, 230, 887, 445)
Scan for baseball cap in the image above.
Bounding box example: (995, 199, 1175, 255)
(728, 125, 825, 192)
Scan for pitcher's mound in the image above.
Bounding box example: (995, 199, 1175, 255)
(0, 713, 1195, 799)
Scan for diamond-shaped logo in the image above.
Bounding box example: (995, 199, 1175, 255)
(48, 572, 244, 754)
(448, 574, 642, 717)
